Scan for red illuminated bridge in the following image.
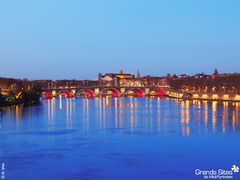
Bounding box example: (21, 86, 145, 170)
(41, 86, 170, 99)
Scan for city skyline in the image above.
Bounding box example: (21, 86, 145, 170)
(0, 0, 239, 80)
(0, 67, 237, 81)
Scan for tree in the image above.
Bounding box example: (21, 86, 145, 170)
(0, 93, 6, 105)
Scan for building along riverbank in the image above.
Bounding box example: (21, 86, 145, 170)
(167, 91, 240, 102)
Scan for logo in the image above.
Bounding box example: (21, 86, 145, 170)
(231, 165, 239, 173)
(195, 165, 239, 179)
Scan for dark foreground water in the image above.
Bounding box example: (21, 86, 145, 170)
(1, 97, 240, 180)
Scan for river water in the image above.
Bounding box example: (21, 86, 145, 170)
(1, 97, 240, 180)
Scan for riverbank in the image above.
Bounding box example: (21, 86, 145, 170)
(0, 100, 40, 107)
(0, 88, 41, 107)
(166, 91, 240, 102)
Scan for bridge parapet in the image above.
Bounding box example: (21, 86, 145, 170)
(41, 86, 172, 98)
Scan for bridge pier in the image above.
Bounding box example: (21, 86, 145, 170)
(94, 88, 100, 97)
(145, 88, 150, 96)
(120, 88, 126, 97)
(52, 90, 56, 98)
(71, 89, 76, 98)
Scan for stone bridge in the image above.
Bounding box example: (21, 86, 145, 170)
(41, 86, 170, 99)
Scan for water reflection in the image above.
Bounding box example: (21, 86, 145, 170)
(157, 97, 161, 132)
(66, 99, 73, 130)
(48, 99, 55, 131)
(179, 100, 240, 135)
(82, 98, 90, 131)
(203, 101, 208, 127)
(180, 100, 190, 136)
(2, 98, 240, 180)
(232, 103, 240, 131)
(42, 98, 240, 136)
(212, 101, 217, 132)
(222, 102, 228, 133)
(15, 105, 23, 121)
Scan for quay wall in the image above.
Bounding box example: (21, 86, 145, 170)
(167, 92, 240, 102)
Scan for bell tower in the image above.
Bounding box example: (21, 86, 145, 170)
(137, 70, 140, 78)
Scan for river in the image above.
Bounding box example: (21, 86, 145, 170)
(1, 97, 240, 180)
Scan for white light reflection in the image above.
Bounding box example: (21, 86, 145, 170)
(180, 101, 185, 125)
(212, 101, 217, 132)
(203, 101, 208, 133)
(222, 102, 229, 133)
(66, 99, 73, 130)
(232, 103, 236, 130)
(83, 98, 90, 131)
(130, 97, 134, 130)
(157, 97, 161, 133)
(144, 97, 148, 116)
(114, 97, 118, 128)
(149, 98, 153, 131)
(102, 98, 106, 128)
(48, 99, 51, 121)
(48, 99, 56, 131)
(181, 100, 190, 136)
(59, 98, 62, 109)
(185, 100, 190, 124)
(97, 97, 102, 129)
(119, 97, 124, 128)
(134, 98, 138, 128)
(232, 103, 240, 130)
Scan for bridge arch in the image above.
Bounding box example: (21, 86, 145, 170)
(77, 89, 95, 98)
(99, 88, 120, 97)
(125, 88, 145, 97)
(150, 89, 166, 96)
(182, 92, 193, 100)
(42, 91, 52, 99)
(59, 90, 71, 98)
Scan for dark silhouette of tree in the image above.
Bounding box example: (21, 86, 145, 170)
(0, 93, 6, 106)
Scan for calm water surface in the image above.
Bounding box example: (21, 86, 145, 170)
(1, 97, 240, 180)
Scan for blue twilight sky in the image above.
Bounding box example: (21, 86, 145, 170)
(0, 0, 239, 80)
